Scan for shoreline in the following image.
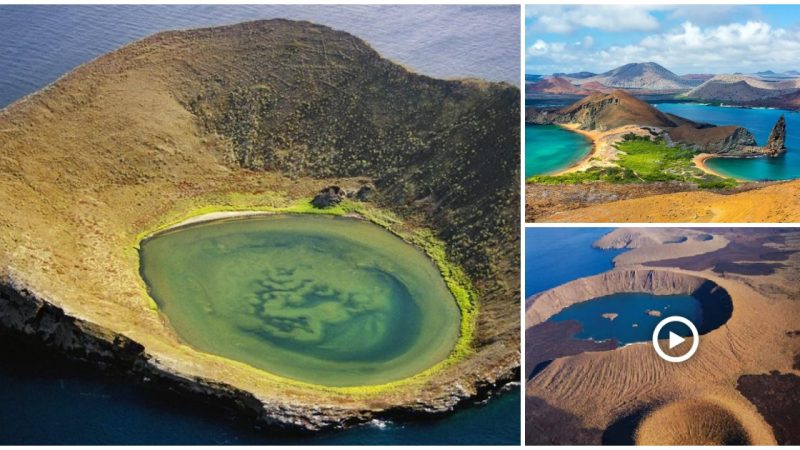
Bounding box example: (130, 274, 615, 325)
(134, 200, 483, 392)
(692, 153, 748, 181)
(550, 124, 645, 176)
(551, 124, 598, 175)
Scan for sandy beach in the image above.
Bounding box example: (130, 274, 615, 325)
(692, 153, 742, 180)
(552, 123, 644, 175)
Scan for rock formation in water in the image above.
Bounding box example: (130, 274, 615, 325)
(765, 115, 787, 157)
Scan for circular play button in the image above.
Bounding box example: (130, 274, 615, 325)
(652, 316, 699, 363)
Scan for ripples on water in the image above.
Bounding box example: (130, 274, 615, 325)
(0, 5, 519, 108)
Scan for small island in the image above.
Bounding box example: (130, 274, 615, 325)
(601, 313, 618, 321)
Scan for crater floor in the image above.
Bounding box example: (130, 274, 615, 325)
(141, 214, 460, 387)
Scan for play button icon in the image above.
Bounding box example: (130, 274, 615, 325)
(652, 316, 699, 363)
(668, 331, 685, 349)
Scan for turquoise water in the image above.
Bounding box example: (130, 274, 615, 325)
(655, 103, 800, 181)
(525, 228, 622, 297)
(525, 124, 592, 177)
(548, 293, 703, 345)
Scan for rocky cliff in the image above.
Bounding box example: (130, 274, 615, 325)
(525, 269, 718, 325)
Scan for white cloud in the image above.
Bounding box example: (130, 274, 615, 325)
(526, 5, 662, 34)
(527, 19, 800, 75)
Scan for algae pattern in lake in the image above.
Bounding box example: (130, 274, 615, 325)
(140, 215, 461, 387)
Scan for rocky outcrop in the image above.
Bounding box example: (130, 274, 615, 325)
(765, 115, 787, 157)
(727, 116, 788, 158)
(353, 183, 375, 201)
(667, 125, 758, 155)
(311, 186, 346, 208)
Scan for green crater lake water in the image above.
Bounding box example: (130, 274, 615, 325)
(525, 124, 592, 177)
(139, 214, 461, 387)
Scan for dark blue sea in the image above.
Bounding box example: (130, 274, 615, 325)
(0, 336, 520, 445)
(525, 228, 622, 297)
(0, 5, 520, 445)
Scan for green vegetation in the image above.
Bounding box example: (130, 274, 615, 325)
(528, 134, 739, 188)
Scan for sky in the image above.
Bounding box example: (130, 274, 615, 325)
(526, 5, 800, 75)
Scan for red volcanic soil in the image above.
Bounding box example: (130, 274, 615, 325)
(528, 77, 594, 95)
(581, 81, 613, 93)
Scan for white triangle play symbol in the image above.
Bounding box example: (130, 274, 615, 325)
(668, 331, 685, 349)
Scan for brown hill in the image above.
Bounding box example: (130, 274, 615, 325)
(527, 76, 593, 95)
(576, 62, 697, 90)
(555, 90, 677, 130)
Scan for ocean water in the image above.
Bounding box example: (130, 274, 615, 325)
(140, 215, 460, 387)
(525, 124, 593, 177)
(548, 293, 703, 345)
(0, 4, 519, 109)
(525, 228, 622, 297)
(654, 103, 800, 181)
(0, 332, 520, 445)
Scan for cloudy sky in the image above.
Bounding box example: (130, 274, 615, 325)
(526, 5, 800, 75)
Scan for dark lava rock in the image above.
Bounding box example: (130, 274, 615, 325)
(354, 183, 375, 201)
(737, 371, 800, 444)
(765, 115, 787, 156)
(311, 186, 346, 208)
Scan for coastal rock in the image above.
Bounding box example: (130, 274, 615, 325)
(311, 186, 346, 208)
(765, 115, 787, 157)
(667, 125, 758, 155)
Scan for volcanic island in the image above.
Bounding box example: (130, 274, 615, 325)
(525, 228, 800, 445)
(0, 20, 520, 430)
